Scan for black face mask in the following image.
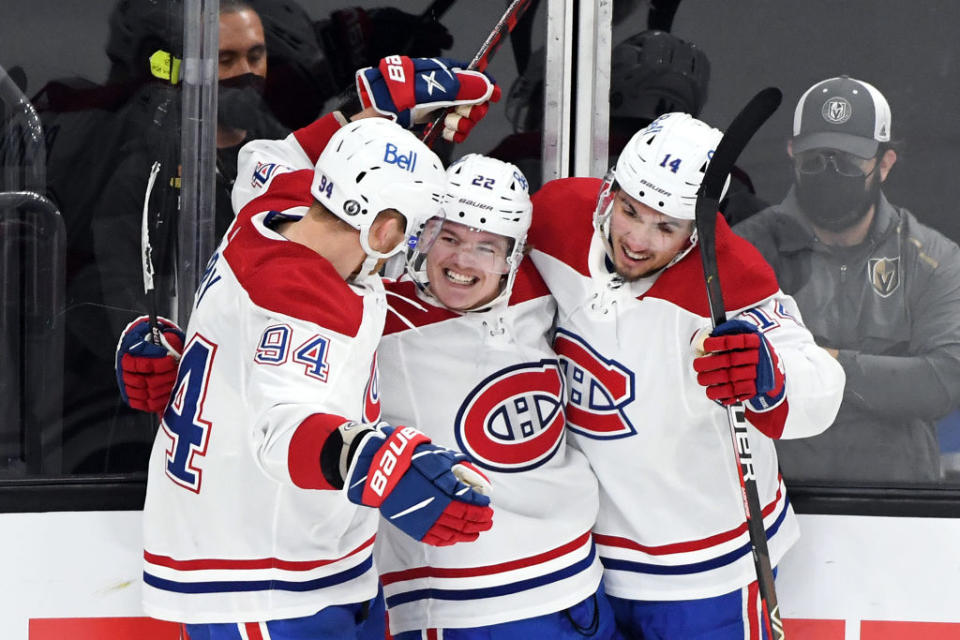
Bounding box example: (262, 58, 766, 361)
(794, 161, 880, 232)
(217, 72, 267, 132)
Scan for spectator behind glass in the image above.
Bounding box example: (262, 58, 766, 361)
(492, 29, 766, 219)
(45, 0, 287, 473)
(734, 75, 960, 484)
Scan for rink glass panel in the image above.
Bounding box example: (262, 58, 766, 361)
(614, 0, 960, 491)
(0, 1, 549, 487)
(2, 0, 958, 508)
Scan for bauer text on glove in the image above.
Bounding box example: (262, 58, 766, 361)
(345, 425, 493, 546)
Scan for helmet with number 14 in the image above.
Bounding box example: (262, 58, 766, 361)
(594, 112, 728, 281)
(407, 154, 533, 311)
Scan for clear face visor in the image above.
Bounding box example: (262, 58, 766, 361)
(422, 218, 514, 275)
(594, 170, 618, 235)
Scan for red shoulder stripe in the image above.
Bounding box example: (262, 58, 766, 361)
(223, 218, 363, 337)
(382, 280, 458, 335)
(237, 169, 314, 223)
(292, 112, 346, 164)
(528, 177, 601, 277)
(644, 215, 779, 316)
(508, 259, 551, 304)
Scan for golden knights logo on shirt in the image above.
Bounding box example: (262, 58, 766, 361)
(868, 256, 900, 298)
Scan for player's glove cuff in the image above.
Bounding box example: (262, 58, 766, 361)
(344, 425, 494, 545)
(345, 425, 431, 508)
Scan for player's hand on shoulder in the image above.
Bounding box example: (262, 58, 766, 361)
(692, 319, 785, 412)
(346, 424, 494, 546)
(115, 315, 184, 415)
(355, 55, 501, 142)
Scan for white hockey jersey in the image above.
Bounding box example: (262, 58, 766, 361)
(141, 114, 387, 623)
(528, 177, 845, 601)
(375, 269, 603, 634)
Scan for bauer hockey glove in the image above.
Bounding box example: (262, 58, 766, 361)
(115, 315, 184, 414)
(346, 425, 494, 546)
(355, 55, 501, 141)
(693, 319, 786, 414)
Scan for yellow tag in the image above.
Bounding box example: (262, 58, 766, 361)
(149, 50, 182, 85)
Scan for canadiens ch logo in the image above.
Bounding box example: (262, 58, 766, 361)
(822, 97, 852, 124)
(553, 328, 636, 440)
(868, 256, 900, 297)
(363, 352, 381, 423)
(455, 360, 566, 473)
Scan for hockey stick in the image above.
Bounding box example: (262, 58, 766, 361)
(141, 160, 163, 344)
(421, 0, 534, 147)
(693, 86, 785, 640)
(140, 92, 180, 347)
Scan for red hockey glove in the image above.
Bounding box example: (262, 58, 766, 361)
(115, 315, 184, 414)
(441, 102, 492, 143)
(356, 55, 501, 136)
(346, 425, 493, 546)
(693, 319, 785, 410)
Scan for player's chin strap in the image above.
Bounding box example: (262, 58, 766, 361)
(664, 227, 698, 271)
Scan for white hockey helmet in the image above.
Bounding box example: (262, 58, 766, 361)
(311, 117, 447, 260)
(603, 111, 727, 220)
(408, 153, 533, 310)
(594, 112, 727, 258)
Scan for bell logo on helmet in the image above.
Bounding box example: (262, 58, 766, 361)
(344, 200, 362, 216)
(384, 142, 418, 172)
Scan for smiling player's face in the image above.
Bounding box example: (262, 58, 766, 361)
(425, 221, 512, 311)
(608, 190, 693, 281)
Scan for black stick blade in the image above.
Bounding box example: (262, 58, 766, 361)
(695, 87, 782, 326)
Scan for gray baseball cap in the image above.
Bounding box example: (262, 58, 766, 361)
(792, 76, 891, 158)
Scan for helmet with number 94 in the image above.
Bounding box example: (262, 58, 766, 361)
(311, 117, 447, 260)
(408, 153, 533, 310)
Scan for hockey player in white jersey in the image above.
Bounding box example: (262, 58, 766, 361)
(527, 112, 846, 638)
(376, 154, 619, 639)
(121, 141, 620, 637)
(136, 116, 496, 640)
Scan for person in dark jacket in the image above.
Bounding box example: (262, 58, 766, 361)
(734, 75, 960, 484)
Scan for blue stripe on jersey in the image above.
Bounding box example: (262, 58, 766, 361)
(599, 496, 789, 576)
(143, 555, 373, 594)
(385, 542, 597, 608)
